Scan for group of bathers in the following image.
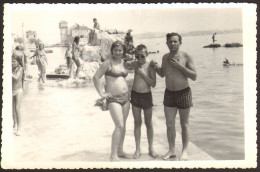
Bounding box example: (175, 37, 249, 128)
(106, 87, 193, 109)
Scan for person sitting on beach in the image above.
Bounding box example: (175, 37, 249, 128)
(124, 31, 133, 45)
(72, 36, 82, 79)
(151, 32, 197, 161)
(30, 43, 48, 84)
(125, 44, 157, 159)
(12, 56, 24, 136)
(93, 41, 132, 161)
(65, 44, 73, 78)
(93, 18, 100, 30)
(124, 40, 135, 61)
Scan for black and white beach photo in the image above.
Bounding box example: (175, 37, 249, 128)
(2, 3, 257, 169)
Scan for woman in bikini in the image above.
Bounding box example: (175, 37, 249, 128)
(93, 41, 131, 161)
(30, 43, 48, 83)
(12, 57, 24, 136)
(72, 36, 82, 79)
(65, 44, 73, 78)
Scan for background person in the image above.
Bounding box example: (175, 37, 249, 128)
(30, 43, 48, 83)
(12, 57, 24, 136)
(72, 36, 82, 79)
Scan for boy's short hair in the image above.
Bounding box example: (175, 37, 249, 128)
(93, 18, 97, 21)
(110, 41, 126, 55)
(166, 32, 182, 44)
(135, 44, 148, 55)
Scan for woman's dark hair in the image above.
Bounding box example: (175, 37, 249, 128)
(73, 36, 80, 44)
(166, 32, 182, 44)
(110, 41, 126, 55)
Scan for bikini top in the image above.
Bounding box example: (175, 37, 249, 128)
(105, 60, 128, 78)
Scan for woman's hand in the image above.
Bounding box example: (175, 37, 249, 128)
(101, 92, 112, 99)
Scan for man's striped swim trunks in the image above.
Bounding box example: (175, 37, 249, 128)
(163, 87, 193, 109)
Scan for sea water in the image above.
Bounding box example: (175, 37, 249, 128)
(24, 33, 244, 160)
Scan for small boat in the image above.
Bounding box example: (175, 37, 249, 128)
(46, 74, 70, 79)
(45, 49, 53, 53)
(223, 62, 243, 66)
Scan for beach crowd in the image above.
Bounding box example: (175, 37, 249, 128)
(12, 18, 197, 161)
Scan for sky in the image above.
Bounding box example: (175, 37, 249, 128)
(7, 4, 243, 44)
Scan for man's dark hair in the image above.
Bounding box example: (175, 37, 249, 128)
(166, 32, 182, 44)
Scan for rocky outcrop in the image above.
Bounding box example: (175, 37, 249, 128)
(203, 44, 221, 48)
(224, 43, 243, 47)
(50, 31, 125, 82)
(203, 42, 243, 48)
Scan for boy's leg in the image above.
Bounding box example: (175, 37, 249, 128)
(132, 105, 142, 159)
(144, 108, 157, 158)
(179, 108, 190, 161)
(163, 106, 177, 160)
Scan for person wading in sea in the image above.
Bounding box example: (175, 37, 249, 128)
(151, 32, 197, 161)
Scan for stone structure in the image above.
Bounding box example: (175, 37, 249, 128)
(59, 21, 91, 46)
(26, 30, 37, 39)
(59, 21, 68, 46)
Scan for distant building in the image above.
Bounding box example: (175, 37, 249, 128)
(59, 21, 68, 46)
(59, 21, 91, 46)
(26, 30, 37, 39)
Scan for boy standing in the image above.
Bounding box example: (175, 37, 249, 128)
(152, 32, 197, 161)
(126, 44, 157, 159)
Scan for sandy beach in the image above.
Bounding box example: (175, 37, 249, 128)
(6, 79, 214, 168)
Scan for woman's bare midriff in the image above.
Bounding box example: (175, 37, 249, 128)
(105, 76, 129, 96)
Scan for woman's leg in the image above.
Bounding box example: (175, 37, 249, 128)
(117, 101, 131, 158)
(12, 96, 17, 129)
(14, 92, 22, 135)
(74, 58, 81, 79)
(108, 102, 125, 161)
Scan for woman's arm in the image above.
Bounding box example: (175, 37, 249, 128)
(12, 66, 23, 81)
(93, 60, 110, 98)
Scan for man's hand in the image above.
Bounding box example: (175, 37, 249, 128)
(170, 58, 184, 69)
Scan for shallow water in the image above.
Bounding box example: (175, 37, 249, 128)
(23, 33, 244, 160)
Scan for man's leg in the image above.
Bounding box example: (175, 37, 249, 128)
(179, 108, 190, 161)
(144, 108, 157, 158)
(163, 106, 177, 160)
(132, 105, 142, 159)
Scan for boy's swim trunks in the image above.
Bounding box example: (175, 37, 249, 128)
(163, 87, 193, 109)
(130, 90, 153, 109)
(107, 92, 130, 106)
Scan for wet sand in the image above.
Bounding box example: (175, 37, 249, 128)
(10, 80, 213, 168)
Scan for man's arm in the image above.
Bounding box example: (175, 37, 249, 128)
(170, 53, 197, 81)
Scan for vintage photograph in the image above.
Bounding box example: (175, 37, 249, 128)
(2, 3, 257, 169)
